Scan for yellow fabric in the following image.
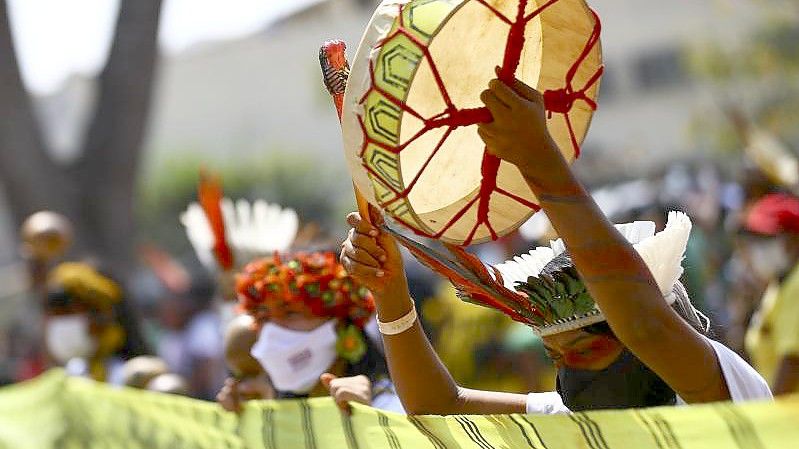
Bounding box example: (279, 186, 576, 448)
(746, 263, 799, 389)
(1, 370, 799, 449)
(423, 284, 555, 392)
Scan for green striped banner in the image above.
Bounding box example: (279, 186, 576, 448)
(1, 370, 797, 449)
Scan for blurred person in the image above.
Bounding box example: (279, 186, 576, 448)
(7, 211, 75, 382)
(155, 293, 193, 371)
(217, 314, 275, 412)
(154, 277, 226, 400)
(236, 252, 403, 413)
(744, 193, 799, 394)
(182, 276, 227, 399)
(184, 181, 403, 410)
(723, 229, 773, 355)
(181, 186, 309, 399)
(217, 287, 399, 414)
(341, 78, 771, 414)
(44, 262, 127, 382)
(121, 355, 169, 389)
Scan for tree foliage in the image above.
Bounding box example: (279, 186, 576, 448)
(137, 150, 353, 260)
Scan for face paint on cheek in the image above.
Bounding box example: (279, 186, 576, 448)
(563, 335, 618, 367)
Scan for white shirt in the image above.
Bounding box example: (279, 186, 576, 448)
(526, 337, 772, 414)
(372, 378, 405, 413)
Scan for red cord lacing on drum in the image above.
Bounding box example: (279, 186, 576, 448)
(358, 0, 603, 245)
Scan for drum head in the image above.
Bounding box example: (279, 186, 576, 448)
(342, 0, 602, 245)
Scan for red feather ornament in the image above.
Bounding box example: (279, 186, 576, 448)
(197, 171, 234, 271)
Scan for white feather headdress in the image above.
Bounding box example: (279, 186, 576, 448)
(180, 199, 299, 272)
(495, 212, 692, 336)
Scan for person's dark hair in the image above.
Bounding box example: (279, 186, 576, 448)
(45, 287, 73, 310)
(539, 251, 575, 279)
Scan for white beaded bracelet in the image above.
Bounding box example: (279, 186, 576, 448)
(377, 306, 417, 335)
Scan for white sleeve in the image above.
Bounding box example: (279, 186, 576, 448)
(525, 391, 570, 415)
(370, 379, 405, 413)
(372, 391, 406, 413)
(707, 338, 773, 402)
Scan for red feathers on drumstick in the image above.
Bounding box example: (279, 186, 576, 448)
(381, 226, 542, 325)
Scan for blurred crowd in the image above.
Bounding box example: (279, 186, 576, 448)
(0, 153, 798, 400)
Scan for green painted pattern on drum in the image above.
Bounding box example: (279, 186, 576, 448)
(361, 0, 471, 237)
(404, 0, 463, 42)
(381, 45, 423, 90)
(369, 174, 396, 202)
(373, 33, 422, 100)
(387, 200, 412, 220)
(368, 170, 413, 222)
(364, 144, 403, 190)
(363, 0, 464, 232)
(365, 94, 401, 145)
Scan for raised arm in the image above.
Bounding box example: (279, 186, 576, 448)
(340, 212, 527, 415)
(478, 79, 729, 403)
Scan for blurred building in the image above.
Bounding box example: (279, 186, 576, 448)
(578, 0, 758, 182)
(144, 0, 374, 172)
(22, 0, 767, 174)
(142, 0, 760, 179)
(0, 0, 764, 264)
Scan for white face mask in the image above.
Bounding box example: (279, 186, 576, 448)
(250, 320, 338, 394)
(45, 314, 97, 364)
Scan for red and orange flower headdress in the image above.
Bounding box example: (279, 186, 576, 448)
(235, 252, 375, 329)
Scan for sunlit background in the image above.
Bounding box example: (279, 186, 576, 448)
(0, 0, 797, 399)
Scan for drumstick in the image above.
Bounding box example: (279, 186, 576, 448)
(319, 40, 374, 225)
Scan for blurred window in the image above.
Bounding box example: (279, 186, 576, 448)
(633, 47, 687, 90)
(761, 24, 799, 62)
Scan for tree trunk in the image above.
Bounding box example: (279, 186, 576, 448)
(0, 0, 163, 282)
(77, 0, 163, 277)
(0, 1, 76, 220)
(0, 0, 162, 359)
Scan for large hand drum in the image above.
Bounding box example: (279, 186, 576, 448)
(342, 0, 603, 245)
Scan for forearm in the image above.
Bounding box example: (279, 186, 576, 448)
(523, 162, 671, 342)
(377, 282, 526, 415)
(521, 157, 725, 401)
(772, 355, 799, 395)
(375, 281, 464, 415)
(477, 76, 726, 401)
